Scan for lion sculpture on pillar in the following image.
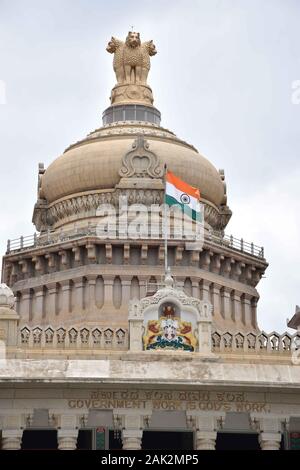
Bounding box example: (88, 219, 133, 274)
(106, 31, 157, 86)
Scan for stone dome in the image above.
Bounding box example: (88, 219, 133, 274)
(0, 284, 15, 308)
(40, 122, 225, 207)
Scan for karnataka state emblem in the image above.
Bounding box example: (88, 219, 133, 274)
(143, 304, 197, 352)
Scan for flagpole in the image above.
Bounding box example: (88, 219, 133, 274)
(164, 164, 168, 278)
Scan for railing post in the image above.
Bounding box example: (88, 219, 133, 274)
(261, 247, 264, 258)
(241, 238, 244, 252)
(230, 235, 233, 247)
(20, 236, 24, 249)
(6, 239, 11, 254)
(34, 232, 37, 246)
(251, 242, 254, 255)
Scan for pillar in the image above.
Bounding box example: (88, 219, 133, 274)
(57, 429, 79, 450)
(195, 430, 217, 450)
(49, 410, 87, 451)
(34, 287, 45, 322)
(200, 280, 210, 302)
(128, 299, 143, 351)
(220, 287, 232, 322)
(241, 294, 252, 328)
(122, 429, 143, 450)
(46, 283, 57, 320)
(197, 301, 213, 355)
(250, 415, 288, 451)
(113, 410, 152, 451)
(103, 276, 114, 309)
(20, 289, 31, 322)
(232, 291, 242, 324)
(61, 280, 71, 315)
(187, 412, 225, 451)
(121, 278, 131, 311)
(1, 430, 23, 450)
(1, 412, 32, 450)
(87, 276, 97, 312)
(259, 433, 282, 450)
(73, 278, 84, 312)
(211, 283, 222, 321)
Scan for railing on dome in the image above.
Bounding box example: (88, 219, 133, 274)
(208, 233, 264, 258)
(6, 224, 265, 259)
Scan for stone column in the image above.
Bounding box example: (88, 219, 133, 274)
(232, 291, 242, 324)
(34, 286, 45, 322)
(191, 279, 200, 298)
(113, 410, 152, 451)
(87, 276, 97, 313)
(20, 289, 31, 323)
(47, 283, 57, 321)
(187, 412, 225, 451)
(195, 431, 217, 450)
(259, 433, 282, 450)
(211, 283, 222, 321)
(220, 287, 232, 322)
(200, 280, 210, 302)
(1, 412, 32, 450)
(1, 429, 23, 450)
(61, 280, 71, 315)
(122, 429, 143, 450)
(128, 299, 143, 351)
(197, 301, 213, 355)
(250, 415, 287, 451)
(241, 294, 252, 328)
(121, 278, 131, 311)
(103, 276, 115, 309)
(73, 278, 84, 312)
(57, 429, 79, 450)
(50, 411, 87, 451)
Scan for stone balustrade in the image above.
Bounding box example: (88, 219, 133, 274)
(212, 330, 300, 354)
(19, 325, 128, 350)
(16, 325, 300, 356)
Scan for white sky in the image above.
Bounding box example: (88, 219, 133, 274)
(0, 0, 299, 332)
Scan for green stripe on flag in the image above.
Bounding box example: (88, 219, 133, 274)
(165, 194, 202, 222)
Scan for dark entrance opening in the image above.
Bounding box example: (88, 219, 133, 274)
(216, 433, 260, 450)
(142, 431, 193, 450)
(21, 430, 57, 450)
(77, 430, 93, 450)
(109, 430, 123, 450)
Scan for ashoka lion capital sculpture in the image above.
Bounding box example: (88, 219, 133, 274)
(106, 31, 157, 106)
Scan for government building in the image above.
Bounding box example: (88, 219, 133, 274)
(0, 32, 299, 451)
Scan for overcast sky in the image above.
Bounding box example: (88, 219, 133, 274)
(0, 0, 299, 332)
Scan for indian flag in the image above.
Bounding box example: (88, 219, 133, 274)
(165, 171, 201, 221)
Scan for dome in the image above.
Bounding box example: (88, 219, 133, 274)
(0, 283, 15, 308)
(41, 122, 225, 207)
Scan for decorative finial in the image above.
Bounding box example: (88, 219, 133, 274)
(106, 32, 157, 106)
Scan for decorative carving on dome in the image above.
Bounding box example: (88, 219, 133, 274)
(119, 135, 163, 179)
(33, 185, 231, 234)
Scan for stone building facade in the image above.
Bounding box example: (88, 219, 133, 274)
(0, 32, 299, 451)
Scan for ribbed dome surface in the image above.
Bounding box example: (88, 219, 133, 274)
(41, 122, 225, 207)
